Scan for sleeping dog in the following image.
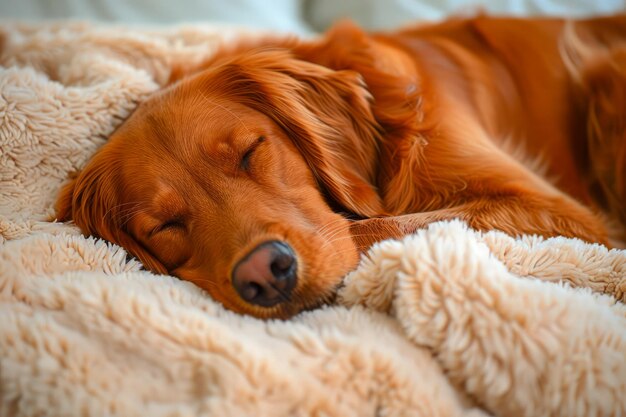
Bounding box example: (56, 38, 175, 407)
(56, 15, 626, 318)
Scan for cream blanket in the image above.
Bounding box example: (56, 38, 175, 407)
(1, 22, 625, 417)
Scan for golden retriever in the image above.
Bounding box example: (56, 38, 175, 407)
(56, 15, 626, 318)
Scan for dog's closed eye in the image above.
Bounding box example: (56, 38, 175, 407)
(240, 136, 266, 171)
(150, 217, 186, 237)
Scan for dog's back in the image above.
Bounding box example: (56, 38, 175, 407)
(380, 15, 626, 242)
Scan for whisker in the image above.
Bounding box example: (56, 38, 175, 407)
(319, 227, 356, 250)
(317, 220, 350, 240)
(319, 225, 352, 248)
(102, 201, 141, 221)
(119, 208, 150, 227)
(316, 219, 353, 245)
(187, 278, 220, 288)
(315, 217, 348, 237)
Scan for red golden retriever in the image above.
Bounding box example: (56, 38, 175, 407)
(56, 15, 626, 318)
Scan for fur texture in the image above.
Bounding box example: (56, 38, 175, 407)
(54, 16, 626, 318)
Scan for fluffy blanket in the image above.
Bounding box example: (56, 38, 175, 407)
(1, 22, 625, 417)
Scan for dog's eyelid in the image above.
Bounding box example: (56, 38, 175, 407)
(240, 148, 254, 171)
(149, 216, 186, 237)
(240, 135, 266, 171)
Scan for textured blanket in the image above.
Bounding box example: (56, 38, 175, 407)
(1, 22, 625, 417)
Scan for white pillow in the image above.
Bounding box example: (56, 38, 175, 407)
(305, 0, 626, 31)
(0, 0, 313, 34)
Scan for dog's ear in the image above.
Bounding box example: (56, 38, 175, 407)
(55, 176, 78, 223)
(294, 21, 430, 214)
(205, 49, 386, 217)
(55, 152, 168, 274)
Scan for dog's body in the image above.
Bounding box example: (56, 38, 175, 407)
(56, 15, 626, 318)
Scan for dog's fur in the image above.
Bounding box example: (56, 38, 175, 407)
(56, 15, 626, 318)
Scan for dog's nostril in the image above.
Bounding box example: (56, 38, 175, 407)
(271, 251, 295, 279)
(231, 241, 298, 308)
(240, 282, 262, 302)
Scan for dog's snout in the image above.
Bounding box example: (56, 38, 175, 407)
(232, 241, 297, 307)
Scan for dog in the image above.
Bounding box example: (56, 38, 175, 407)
(56, 15, 626, 318)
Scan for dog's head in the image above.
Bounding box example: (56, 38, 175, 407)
(55, 48, 388, 318)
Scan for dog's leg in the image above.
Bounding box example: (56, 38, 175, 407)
(350, 194, 610, 251)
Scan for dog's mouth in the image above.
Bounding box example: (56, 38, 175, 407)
(298, 280, 345, 313)
(236, 271, 348, 319)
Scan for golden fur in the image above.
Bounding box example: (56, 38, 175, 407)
(56, 15, 626, 318)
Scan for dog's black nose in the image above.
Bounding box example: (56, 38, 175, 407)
(232, 241, 297, 307)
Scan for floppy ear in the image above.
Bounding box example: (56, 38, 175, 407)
(55, 152, 168, 275)
(204, 49, 387, 218)
(293, 21, 431, 214)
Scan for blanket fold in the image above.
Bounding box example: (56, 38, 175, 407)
(341, 221, 626, 417)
